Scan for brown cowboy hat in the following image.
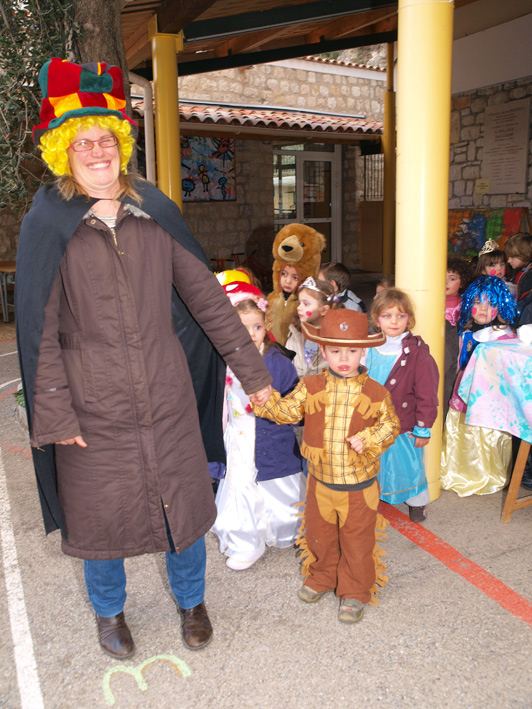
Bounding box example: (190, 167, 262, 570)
(302, 310, 385, 348)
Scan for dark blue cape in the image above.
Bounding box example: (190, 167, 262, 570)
(16, 180, 225, 534)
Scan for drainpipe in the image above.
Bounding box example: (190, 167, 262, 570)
(381, 42, 396, 277)
(129, 72, 156, 184)
(396, 0, 454, 500)
(149, 15, 184, 208)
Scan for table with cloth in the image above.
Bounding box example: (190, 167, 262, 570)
(458, 339, 532, 521)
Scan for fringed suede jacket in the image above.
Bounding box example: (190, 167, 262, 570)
(254, 367, 400, 486)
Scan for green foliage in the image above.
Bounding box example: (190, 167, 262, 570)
(0, 0, 78, 213)
(13, 388, 25, 408)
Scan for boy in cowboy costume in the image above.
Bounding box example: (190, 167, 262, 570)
(253, 310, 399, 623)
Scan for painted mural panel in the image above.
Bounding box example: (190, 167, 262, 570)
(180, 136, 236, 201)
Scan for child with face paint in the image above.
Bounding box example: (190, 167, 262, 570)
(474, 239, 507, 280)
(285, 277, 342, 378)
(441, 276, 519, 496)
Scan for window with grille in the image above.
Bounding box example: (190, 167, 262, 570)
(363, 153, 384, 201)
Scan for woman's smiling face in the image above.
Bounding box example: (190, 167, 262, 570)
(68, 126, 121, 198)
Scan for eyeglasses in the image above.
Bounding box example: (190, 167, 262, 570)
(69, 135, 119, 152)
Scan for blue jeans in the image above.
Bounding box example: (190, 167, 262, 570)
(84, 536, 207, 617)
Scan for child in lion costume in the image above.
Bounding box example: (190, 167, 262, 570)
(267, 224, 326, 345)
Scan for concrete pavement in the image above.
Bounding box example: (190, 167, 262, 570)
(1, 318, 531, 708)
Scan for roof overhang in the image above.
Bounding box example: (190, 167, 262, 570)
(122, 0, 401, 77)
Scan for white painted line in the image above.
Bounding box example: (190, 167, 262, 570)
(0, 378, 21, 390)
(0, 447, 44, 708)
(0, 351, 17, 357)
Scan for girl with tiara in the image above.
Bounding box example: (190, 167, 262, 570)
(474, 238, 507, 280)
(441, 276, 519, 496)
(285, 277, 342, 378)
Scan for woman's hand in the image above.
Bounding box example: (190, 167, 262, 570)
(56, 435, 87, 448)
(249, 385, 272, 406)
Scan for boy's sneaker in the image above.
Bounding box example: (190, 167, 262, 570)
(408, 504, 427, 523)
(338, 598, 364, 623)
(297, 584, 329, 603)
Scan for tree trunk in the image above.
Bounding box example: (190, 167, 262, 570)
(72, 0, 136, 164)
(72, 0, 131, 112)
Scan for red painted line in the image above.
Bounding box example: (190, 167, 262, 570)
(0, 387, 17, 401)
(0, 441, 32, 458)
(0, 338, 16, 342)
(379, 501, 532, 627)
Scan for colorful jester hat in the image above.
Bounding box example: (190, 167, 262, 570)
(33, 57, 138, 145)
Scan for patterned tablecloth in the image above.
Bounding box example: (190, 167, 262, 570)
(458, 339, 532, 444)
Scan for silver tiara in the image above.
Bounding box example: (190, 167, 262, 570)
(300, 276, 321, 293)
(479, 238, 500, 256)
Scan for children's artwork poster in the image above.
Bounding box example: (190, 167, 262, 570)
(448, 207, 531, 256)
(180, 136, 236, 201)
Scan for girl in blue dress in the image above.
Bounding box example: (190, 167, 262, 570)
(365, 289, 439, 522)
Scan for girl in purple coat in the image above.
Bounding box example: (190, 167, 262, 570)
(212, 294, 305, 570)
(365, 289, 439, 522)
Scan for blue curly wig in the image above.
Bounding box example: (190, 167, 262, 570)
(458, 276, 518, 333)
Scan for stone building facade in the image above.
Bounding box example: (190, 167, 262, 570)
(449, 76, 532, 211)
(181, 139, 275, 268)
(178, 59, 385, 121)
(179, 58, 385, 273)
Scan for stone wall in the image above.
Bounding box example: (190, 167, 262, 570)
(181, 139, 361, 275)
(342, 145, 361, 268)
(449, 77, 532, 210)
(178, 61, 385, 122)
(182, 139, 275, 274)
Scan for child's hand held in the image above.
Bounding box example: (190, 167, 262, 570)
(409, 434, 430, 448)
(347, 435, 364, 454)
(249, 385, 272, 406)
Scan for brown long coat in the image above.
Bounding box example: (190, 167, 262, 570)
(30, 208, 271, 560)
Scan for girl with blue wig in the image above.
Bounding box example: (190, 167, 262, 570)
(441, 276, 519, 496)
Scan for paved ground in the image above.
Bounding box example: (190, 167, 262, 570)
(1, 309, 531, 709)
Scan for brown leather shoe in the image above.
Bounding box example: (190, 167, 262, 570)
(96, 612, 135, 659)
(179, 601, 213, 651)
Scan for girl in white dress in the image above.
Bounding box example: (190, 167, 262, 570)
(212, 293, 305, 570)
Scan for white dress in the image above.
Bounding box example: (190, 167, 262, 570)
(211, 368, 305, 566)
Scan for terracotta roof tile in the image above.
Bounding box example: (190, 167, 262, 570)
(301, 55, 386, 72)
(177, 103, 382, 135)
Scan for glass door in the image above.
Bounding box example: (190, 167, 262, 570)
(274, 144, 341, 263)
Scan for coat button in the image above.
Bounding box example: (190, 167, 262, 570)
(402, 402, 408, 408)
(390, 378, 396, 385)
(90, 219, 96, 225)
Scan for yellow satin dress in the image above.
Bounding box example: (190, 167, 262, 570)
(440, 408, 512, 496)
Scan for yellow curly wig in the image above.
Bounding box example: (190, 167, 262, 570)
(39, 114, 134, 177)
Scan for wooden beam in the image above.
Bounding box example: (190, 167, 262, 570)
(305, 8, 397, 43)
(124, 1, 217, 69)
(156, 0, 218, 35)
(215, 25, 292, 58)
(124, 13, 154, 68)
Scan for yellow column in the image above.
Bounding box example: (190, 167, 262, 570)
(382, 42, 396, 277)
(396, 0, 454, 500)
(150, 17, 184, 207)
